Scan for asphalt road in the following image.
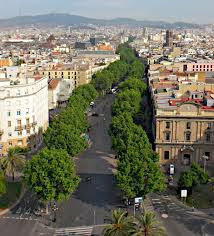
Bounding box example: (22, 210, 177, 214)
(150, 192, 214, 236)
(55, 93, 120, 228)
(0, 93, 118, 235)
(1, 92, 213, 236)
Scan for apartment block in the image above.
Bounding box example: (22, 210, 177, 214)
(0, 77, 49, 155)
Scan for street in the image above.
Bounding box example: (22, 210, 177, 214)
(149, 192, 214, 236)
(0, 93, 214, 236)
(55, 93, 119, 228)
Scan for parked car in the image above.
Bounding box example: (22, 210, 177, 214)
(169, 164, 175, 175)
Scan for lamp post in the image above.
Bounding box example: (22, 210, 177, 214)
(202, 155, 209, 173)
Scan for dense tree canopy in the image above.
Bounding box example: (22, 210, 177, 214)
(109, 46, 165, 199)
(178, 163, 209, 192)
(23, 148, 80, 203)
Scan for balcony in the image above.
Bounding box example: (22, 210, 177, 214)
(25, 124, 31, 130)
(15, 126, 23, 131)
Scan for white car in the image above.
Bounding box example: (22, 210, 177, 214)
(169, 164, 175, 175)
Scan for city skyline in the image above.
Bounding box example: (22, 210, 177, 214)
(0, 0, 214, 24)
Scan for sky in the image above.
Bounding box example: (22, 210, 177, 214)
(0, 0, 213, 24)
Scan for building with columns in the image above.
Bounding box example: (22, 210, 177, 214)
(149, 65, 214, 165)
(155, 99, 214, 165)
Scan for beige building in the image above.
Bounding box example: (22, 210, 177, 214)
(149, 64, 214, 165)
(42, 64, 92, 88)
(155, 100, 214, 165)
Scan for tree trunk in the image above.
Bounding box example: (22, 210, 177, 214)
(46, 203, 49, 215)
(12, 172, 15, 181)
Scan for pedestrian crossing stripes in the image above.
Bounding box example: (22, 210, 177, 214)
(55, 226, 93, 236)
(2, 216, 38, 221)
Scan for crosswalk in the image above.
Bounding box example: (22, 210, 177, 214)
(151, 195, 187, 215)
(55, 226, 93, 236)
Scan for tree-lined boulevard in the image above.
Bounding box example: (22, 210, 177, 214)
(0, 43, 213, 236)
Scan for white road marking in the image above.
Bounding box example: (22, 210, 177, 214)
(55, 226, 93, 236)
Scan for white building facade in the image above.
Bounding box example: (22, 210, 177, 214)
(0, 77, 49, 156)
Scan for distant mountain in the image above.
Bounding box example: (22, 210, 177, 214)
(0, 13, 200, 29)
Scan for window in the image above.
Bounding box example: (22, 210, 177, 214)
(25, 89, 28, 95)
(8, 121, 11, 127)
(17, 110, 21, 116)
(25, 99, 29, 105)
(206, 132, 211, 142)
(26, 108, 29, 114)
(7, 90, 10, 97)
(17, 120, 21, 126)
(208, 123, 212, 129)
(185, 132, 191, 141)
(6, 101, 11, 106)
(18, 131, 22, 136)
(8, 132, 12, 137)
(165, 132, 171, 141)
(186, 122, 191, 129)
(164, 151, 170, 160)
(7, 111, 11, 117)
(9, 141, 12, 147)
(166, 122, 170, 129)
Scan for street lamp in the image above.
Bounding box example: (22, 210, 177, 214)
(202, 155, 209, 173)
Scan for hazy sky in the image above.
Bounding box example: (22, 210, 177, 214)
(0, 0, 213, 23)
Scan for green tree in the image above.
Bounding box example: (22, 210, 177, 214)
(23, 148, 80, 213)
(103, 209, 135, 236)
(0, 171, 6, 196)
(119, 78, 147, 94)
(178, 163, 209, 192)
(1, 147, 25, 181)
(44, 123, 87, 157)
(178, 171, 193, 191)
(92, 71, 113, 95)
(190, 163, 209, 186)
(112, 89, 142, 116)
(133, 211, 166, 236)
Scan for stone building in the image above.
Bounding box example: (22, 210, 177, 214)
(155, 99, 214, 165)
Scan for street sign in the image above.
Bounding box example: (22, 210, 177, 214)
(135, 197, 143, 204)
(181, 190, 187, 198)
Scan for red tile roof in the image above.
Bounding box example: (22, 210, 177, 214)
(48, 79, 59, 90)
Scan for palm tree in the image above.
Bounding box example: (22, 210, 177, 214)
(1, 147, 25, 181)
(103, 209, 135, 236)
(133, 211, 166, 236)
